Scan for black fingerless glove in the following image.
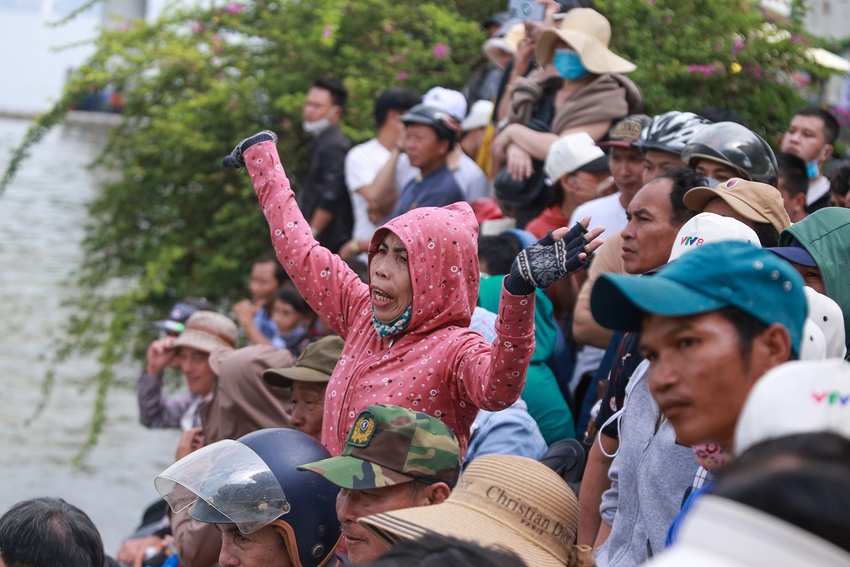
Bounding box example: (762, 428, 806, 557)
(222, 130, 278, 168)
(504, 223, 591, 295)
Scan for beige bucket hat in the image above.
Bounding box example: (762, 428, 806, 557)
(172, 311, 238, 354)
(536, 8, 636, 74)
(358, 454, 593, 567)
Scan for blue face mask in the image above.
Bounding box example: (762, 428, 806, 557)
(806, 159, 819, 180)
(806, 146, 828, 179)
(552, 48, 589, 81)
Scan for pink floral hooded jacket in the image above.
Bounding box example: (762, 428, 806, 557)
(245, 141, 536, 456)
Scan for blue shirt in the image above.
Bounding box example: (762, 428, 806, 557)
(254, 307, 283, 347)
(464, 399, 548, 469)
(391, 164, 464, 218)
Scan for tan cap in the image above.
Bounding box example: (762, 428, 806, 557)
(359, 454, 591, 567)
(172, 311, 238, 355)
(263, 335, 344, 388)
(683, 177, 791, 234)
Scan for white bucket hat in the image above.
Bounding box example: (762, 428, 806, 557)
(536, 8, 636, 74)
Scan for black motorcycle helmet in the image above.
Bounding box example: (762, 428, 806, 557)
(156, 428, 340, 567)
(682, 122, 779, 186)
(400, 104, 460, 149)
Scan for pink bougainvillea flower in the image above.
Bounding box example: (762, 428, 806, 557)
(190, 21, 204, 34)
(397, 71, 409, 81)
(732, 39, 744, 54)
(687, 63, 723, 76)
(432, 43, 451, 59)
(322, 24, 333, 39)
(218, 2, 245, 14)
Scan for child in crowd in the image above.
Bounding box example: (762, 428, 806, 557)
(271, 283, 322, 356)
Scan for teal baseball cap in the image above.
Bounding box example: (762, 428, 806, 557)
(590, 241, 807, 354)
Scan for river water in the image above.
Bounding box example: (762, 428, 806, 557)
(0, 115, 179, 555)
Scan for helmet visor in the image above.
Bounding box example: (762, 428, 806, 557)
(155, 439, 290, 534)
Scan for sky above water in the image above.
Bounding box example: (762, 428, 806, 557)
(0, 0, 173, 113)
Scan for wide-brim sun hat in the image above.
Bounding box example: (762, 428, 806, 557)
(536, 8, 636, 74)
(359, 454, 589, 567)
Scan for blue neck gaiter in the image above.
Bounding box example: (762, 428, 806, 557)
(806, 159, 819, 180)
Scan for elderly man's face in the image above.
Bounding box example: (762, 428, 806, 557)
(621, 178, 679, 275)
(217, 524, 293, 567)
(403, 124, 449, 175)
(177, 346, 216, 397)
(290, 382, 326, 442)
(336, 483, 420, 564)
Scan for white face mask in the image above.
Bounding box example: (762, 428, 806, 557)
(303, 106, 339, 137)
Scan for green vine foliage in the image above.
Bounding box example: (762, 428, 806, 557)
(595, 0, 821, 141)
(0, 0, 832, 463)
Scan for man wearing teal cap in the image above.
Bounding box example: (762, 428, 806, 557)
(298, 404, 460, 565)
(591, 240, 807, 452)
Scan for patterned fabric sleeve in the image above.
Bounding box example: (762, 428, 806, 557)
(244, 141, 369, 339)
(453, 282, 536, 411)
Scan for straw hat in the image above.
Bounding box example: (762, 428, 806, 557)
(172, 311, 238, 354)
(536, 8, 636, 74)
(358, 454, 591, 567)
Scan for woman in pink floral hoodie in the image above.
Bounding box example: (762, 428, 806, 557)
(227, 132, 601, 456)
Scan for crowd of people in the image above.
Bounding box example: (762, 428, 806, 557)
(4, 2, 850, 567)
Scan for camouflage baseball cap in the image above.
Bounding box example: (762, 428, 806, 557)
(297, 404, 461, 489)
